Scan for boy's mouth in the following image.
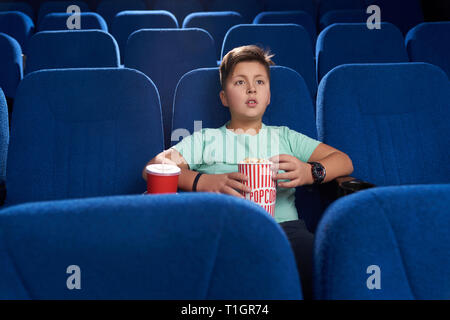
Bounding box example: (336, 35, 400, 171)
(246, 99, 258, 107)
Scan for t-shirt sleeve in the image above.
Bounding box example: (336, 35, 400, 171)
(171, 130, 204, 171)
(285, 128, 321, 162)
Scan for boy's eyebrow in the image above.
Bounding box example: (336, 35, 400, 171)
(232, 74, 267, 78)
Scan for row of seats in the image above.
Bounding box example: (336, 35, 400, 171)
(2, 21, 448, 147)
(0, 0, 425, 28)
(0, 63, 448, 230)
(0, 183, 448, 299)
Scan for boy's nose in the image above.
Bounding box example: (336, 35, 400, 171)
(247, 86, 256, 94)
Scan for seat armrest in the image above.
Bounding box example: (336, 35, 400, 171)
(318, 176, 376, 202)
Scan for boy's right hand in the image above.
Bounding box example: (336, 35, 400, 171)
(197, 172, 252, 199)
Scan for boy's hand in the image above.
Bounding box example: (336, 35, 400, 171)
(197, 172, 252, 199)
(270, 154, 313, 188)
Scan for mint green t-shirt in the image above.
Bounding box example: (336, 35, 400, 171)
(172, 123, 321, 223)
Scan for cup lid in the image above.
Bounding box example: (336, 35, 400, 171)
(146, 164, 181, 176)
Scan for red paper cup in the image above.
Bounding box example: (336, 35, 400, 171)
(238, 161, 277, 217)
(145, 164, 180, 194)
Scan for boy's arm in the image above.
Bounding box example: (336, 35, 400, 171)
(271, 143, 353, 188)
(143, 149, 251, 196)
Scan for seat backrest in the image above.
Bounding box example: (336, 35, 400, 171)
(96, 0, 147, 30)
(172, 66, 316, 145)
(316, 22, 409, 82)
(6, 68, 164, 205)
(125, 28, 216, 149)
(38, 12, 108, 32)
(0, 193, 302, 299)
(207, 0, 264, 23)
(406, 22, 450, 79)
(153, 0, 204, 27)
(315, 184, 450, 299)
(0, 32, 23, 99)
(111, 10, 178, 63)
(316, 63, 450, 186)
(319, 9, 367, 31)
(183, 11, 244, 61)
(264, 0, 317, 21)
(38, 1, 90, 26)
(222, 24, 316, 98)
(253, 11, 316, 46)
(0, 11, 34, 50)
(0, 2, 34, 21)
(0, 88, 8, 183)
(25, 30, 120, 74)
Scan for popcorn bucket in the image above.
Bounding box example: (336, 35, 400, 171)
(238, 160, 277, 217)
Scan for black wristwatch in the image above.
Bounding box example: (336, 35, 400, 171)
(308, 162, 326, 184)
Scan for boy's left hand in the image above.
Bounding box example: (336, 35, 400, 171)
(270, 154, 313, 188)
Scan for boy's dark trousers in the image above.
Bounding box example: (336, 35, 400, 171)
(279, 219, 314, 300)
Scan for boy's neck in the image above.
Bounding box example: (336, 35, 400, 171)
(226, 119, 263, 135)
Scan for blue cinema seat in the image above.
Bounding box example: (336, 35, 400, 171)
(253, 11, 316, 46)
(5, 68, 164, 206)
(319, 9, 367, 31)
(314, 184, 450, 299)
(207, 0, 264, 23)
(111, 10, 178, 64)
(316, 63, 450, 186)
(0, 88, 8, 204)
(316, 22, 409, 82)
(38, 1, 90, 26)
(153, 0, 203, 27)
(0, 33, 23, 101)
(0, 193, 302, 299)
(318, 0, 365, 19)
(25, 30, 120, 74)
(0, 2, 34, 21)
(39, 12, 108, 32)
(222, 24, 316, 98)
(264, 0, 317, 21)
(125, 28, 216, 149)
(172, 66, 321, 232)
(0, 11, 34, 50)
(406, 22, 450, 79)
(96, 0, 147, 30)
(183, 11, 244, 61)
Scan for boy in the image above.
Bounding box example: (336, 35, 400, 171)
(143, 45, 353, 299)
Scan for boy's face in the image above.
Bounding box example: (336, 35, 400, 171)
(220, 61, 271, 123)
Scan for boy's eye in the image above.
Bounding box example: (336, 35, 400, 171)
(235, 80, 244, 85)
(257, 80, 265, 85)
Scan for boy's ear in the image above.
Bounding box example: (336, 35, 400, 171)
(220, 90, 229, 107)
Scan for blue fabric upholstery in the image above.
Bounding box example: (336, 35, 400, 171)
(0, 11, 34, 50)
(38, 12, 108, 32)
(264, 0, 316, 20)
(406, 22, 450, 79)
(316, 23, 409, 82)
(314, 184, 450, 299)
(319, 9, 367, 31)
(25, 30, 120, 74)
(112, 10, 178, 63)
(316, 63, 450, 186)
(253, 11, 316, 46)
(38, 1, 90, 26)
(0, 2, 34, 21)
(153, 0, 203, 27)
(368, 0, 423, 35)
(318, 0, 365, 19)
(125, 28, 216, 149)
(0, 193, 302, 299)
(172, 66, 321, 231)
(207, 0, 264, 23)
(222, 24, 316, 98)
(6, 68, 163, 205)
(0, 33, 23, 99)
(183, 11, 244, 61)
(0, 88, 8, 183)
(96, 0, 147, 29)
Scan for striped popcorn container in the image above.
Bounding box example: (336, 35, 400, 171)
(238, 160, 277, 217)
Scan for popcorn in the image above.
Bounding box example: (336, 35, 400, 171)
(241, 157, 272, 164)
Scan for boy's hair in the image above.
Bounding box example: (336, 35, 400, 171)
(219, 45, 275, 89)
